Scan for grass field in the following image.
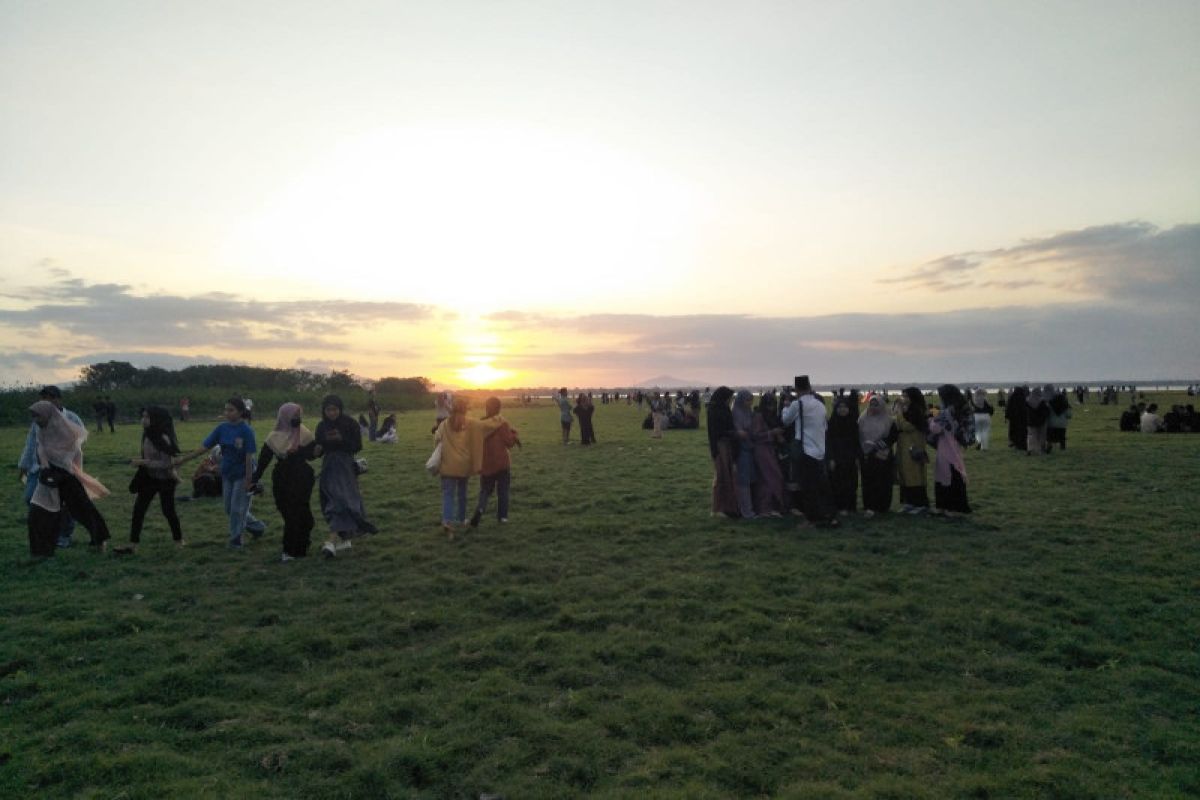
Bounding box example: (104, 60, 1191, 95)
(2, 394, 1197, 798)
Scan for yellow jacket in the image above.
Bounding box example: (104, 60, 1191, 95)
(435, 415, 506, 478)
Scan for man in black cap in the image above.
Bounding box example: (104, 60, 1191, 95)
(780, 375, 839, 527)
(17, 386, 86, 547)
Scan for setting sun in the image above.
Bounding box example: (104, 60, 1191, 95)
(457, 360, 511, 388)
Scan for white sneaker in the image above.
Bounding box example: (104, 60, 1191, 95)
(335, 539, 352, 552)
(280, 553, 295, 562)
(321, 542, 336, 558)
(499, 518, 508, 524)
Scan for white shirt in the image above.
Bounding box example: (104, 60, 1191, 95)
(781, 394, 827, 459)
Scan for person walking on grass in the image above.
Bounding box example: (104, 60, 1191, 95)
(469, 397, 521, 528)
(177, 397, 267, 549)
(251, 402, 318, 562)
(367, 390, 380, 442)
(929, 385, 972, 516)
(25, 401, 111, 557)
(314, 395, 377, 558)
(707, 386, 740, 517)
(117, 406, 184, 554)
(1047, 390, 1073, 450)
(556, 387, 573, 444)
(18, 386, 84, 549)
(435, 397, 506, 538)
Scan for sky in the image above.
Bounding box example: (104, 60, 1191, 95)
(1, 0, 1197, 388)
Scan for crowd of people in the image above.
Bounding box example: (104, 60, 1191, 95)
(705, 379, 975, 525)
(15, 378, 1196, 559)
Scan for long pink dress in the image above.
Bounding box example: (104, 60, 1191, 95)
(751, 413, 787, 514)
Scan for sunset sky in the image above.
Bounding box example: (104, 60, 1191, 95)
(2, 1, 1197, 388)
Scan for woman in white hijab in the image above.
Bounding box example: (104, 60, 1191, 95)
(26, 400, 111, 556)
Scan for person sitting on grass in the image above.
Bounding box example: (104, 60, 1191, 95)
(1140, 403, 1163, 433)
(469, 397, 521, 528)
(1119, 404, 1140, 432)
(377, 413, 398, 443)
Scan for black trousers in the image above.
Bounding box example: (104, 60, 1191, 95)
(790, 442, 836, 523)
(130, 478, 183, 542)
(27, 473, 110, 555)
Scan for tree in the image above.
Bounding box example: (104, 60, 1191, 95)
(79, 361, 139, 391)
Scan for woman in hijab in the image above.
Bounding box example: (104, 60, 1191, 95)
(895, 386, 931, 514)
(929, 385, 972, 515)
(1026, 386, 1050, 455)
(251, 402, 318, 561)
(26, 401, 111, 556)
(731, 390, 757, 518)
(314, 395, 376, 558)
(826, 393, 861, 516)
(377, 413, 398, 444)
(1006, 386, 1028, 452)
(971, 389, 995, 450)
(706, 387, 740, 517)
(858, 394, 897, 516)
(574, 393, 596, 446)
(751, 392, 787, 516)
(121, 406, 183, 553)
(1047, 390, 1072, 450)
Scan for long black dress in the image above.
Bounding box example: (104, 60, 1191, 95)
(826, 413, 861, 513)
(253, 440, 318, 557)
(860, 422, 898, 513)
(1006, 388, 1028, 451)
(314, 409, 377, 538)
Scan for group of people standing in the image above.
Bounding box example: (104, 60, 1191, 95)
(707, 378, 975, 525)
(19, 388, 376, 562)
(1002, 385, 1074, 454)
(432, 397, 521, 537)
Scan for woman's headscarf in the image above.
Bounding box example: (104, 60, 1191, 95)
(266, 402, 314, 457)
(937, 384, 966, 414)
(450, 396, 470, 432)
(1027, 387, 1044, 408)
(29, 400, 109, 499)
(321, 395, 344, 416)
(706, 386, 735, 458)
(859, 394, 893, 446)
(732, 389, 754, 434)
(973, 388, 989, 408)
(901, 386, 929, 433)
(829, 395, 860, 441)
(143, 405, 180, 455)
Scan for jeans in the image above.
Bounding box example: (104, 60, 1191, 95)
(476, 469, 511, 520)
(24, 471, 76, 542)
(130, 478, 182, 542)
(222, 478, 265, 545)
(441, 476, 468, 524)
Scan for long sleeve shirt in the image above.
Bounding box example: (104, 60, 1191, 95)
(781, 395, 828, 459)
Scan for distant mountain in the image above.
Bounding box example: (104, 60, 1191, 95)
(634, 374, 708, 389)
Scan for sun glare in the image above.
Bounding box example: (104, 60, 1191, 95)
(457, 361, 510, 388)
(224, 125, 704, 310)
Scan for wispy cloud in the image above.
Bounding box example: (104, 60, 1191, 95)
(880, 222, 1200, 304)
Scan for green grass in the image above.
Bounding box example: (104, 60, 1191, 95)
(2, 395, 1197, 798)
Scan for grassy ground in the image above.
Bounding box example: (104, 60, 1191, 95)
(1, 394, 1197, 798)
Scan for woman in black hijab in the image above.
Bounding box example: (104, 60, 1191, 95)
(122, 405, 183, 552)
(826, 393, 861, 515)
(707, 386, 739, 517)
(314, 395, 377, 558)
(895, 386, 931, 513)
(1006, 386, 1028, 452)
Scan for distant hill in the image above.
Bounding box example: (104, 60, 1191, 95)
(634, 374, 708, 389)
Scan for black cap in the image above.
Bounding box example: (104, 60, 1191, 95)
(39, 385, 62, 398)
(794, 375, 812, 393)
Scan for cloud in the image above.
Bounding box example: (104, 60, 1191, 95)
(0, 276, 435, 350)
(880, 221, 1200, 305)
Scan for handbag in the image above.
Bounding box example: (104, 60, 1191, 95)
(129, 465, 150, 494)
(425, 442, 442, 477)
(38, 465, 69, 488)
(908, 446, 929, 464)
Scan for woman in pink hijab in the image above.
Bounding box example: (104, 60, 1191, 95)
(26, 400, 111, 556)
